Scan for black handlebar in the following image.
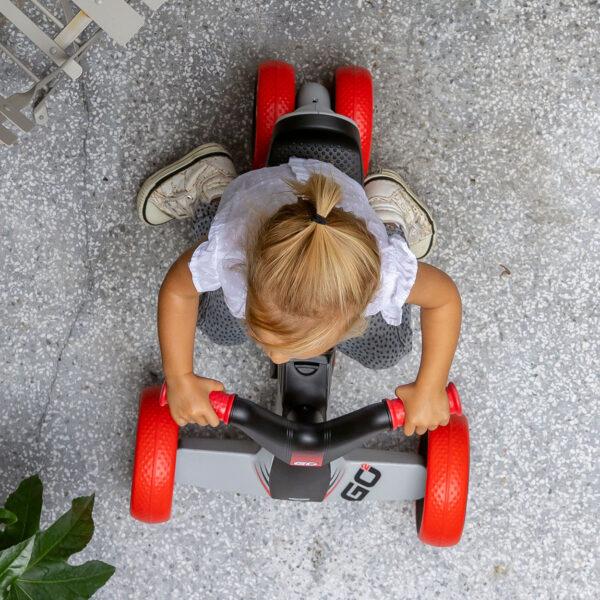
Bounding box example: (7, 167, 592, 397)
(229, 396, 391, 467)
(207, 383, 462, 468)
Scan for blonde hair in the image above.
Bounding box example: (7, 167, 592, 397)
(245, 173, 381, 355)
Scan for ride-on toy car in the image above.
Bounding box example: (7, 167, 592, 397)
(130, 61, 470, 547)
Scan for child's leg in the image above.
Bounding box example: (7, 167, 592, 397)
(337, 306, 412, 369)
(337, 223, 413, 369)
(192, 198, 219, 239)
(197, 288, 248, 346)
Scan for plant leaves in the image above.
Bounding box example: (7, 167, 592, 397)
(27, 495, 95, 570)
(0, 476, 43, 551)
(4, 586, 30, 600)
(8, 560, 115, 600)
(0, 536, 35, 596)
(0, 511, 17, 528)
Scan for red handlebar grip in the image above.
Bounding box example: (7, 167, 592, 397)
(159, 384, 235, 424)
(159, 383, 168, 407)
(445, 382, 462, 414)
(208, 391, 236, 424)
(386, 382, 462, 430)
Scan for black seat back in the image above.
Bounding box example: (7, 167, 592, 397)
(267, 113, 363, 183)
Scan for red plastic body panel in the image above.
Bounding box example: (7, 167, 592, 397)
(386, 382, 462, 430)
(130, 386, 179, 523)
(253, 60, 296, 169)
(334, 66, 373, 175)
(418, 414, 470, 546)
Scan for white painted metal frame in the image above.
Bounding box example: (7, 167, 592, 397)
(0, 0, 167, 146)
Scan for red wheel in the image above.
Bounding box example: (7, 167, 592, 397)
(416, 415, 470, 546)
(253, 60, 296, 169)
(335, 66, 373, 175)
(130, 386, 179, 523)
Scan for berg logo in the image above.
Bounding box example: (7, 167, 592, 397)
(289, 452, 323, 467)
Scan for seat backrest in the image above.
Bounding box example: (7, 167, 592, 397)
(267, 113, 363, 183)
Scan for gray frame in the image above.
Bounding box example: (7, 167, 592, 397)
(175, 438, 426, 503)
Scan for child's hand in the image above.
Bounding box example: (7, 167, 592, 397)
(165, 373, 224, 427)
(394, 382, 450, 436)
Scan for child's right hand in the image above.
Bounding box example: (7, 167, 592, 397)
(164, 373, 224, 427)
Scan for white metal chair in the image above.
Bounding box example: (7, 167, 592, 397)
(1, 0, 166, 146)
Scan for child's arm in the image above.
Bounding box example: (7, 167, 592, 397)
(398, 262, 462, 436)
(158, 244, 222, 427)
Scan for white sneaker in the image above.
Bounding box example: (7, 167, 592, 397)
(137, 142, 236, 225)
(364, 169, 436, 259)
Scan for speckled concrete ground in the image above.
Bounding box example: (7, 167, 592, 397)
(1, 1, 599, 599)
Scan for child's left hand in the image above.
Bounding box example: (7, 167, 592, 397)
(394, 382, 450, 436)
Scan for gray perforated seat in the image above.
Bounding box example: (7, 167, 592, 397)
(267, 113, 363, 183)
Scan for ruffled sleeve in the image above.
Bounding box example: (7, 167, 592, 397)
(189, 237, 221, 293)
(365, 235, 418, 325)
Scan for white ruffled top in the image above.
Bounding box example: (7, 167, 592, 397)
(189, 158, 417, 326)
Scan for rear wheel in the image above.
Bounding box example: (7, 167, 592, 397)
(253, 60, 296, 169)
(416, 415, 470, 546)
(334, 66, 373, 176)
(130, 386, 179, 523)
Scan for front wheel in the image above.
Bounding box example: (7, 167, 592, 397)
(416, 414, 470, 546)
(130, 386, 179, 523)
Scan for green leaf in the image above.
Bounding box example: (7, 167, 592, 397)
(4, 585, 30, 600)
(0, 511, 17, 528)
(28, 496, 95, 570)
(0, 536, 35, 596)
(8, 560, 115, 600)
(0, 476, 43, 550)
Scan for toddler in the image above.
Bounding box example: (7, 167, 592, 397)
(138, 143, 461, 436)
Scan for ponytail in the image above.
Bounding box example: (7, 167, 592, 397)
(245, 173, 380, 355)
(289, 173, 342, 224)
